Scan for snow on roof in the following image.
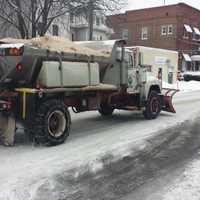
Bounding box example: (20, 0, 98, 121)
(163, 80, 200, 93)
(0, 43, 24, 49)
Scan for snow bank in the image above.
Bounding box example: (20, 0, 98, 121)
(184, 71, 200, 76)
(164, 158, 200, 200)
(163, 81, 200, 93)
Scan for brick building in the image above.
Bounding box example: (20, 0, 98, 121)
(107, 3, 200, 71)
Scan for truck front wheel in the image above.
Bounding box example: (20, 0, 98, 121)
(32, 99, 71, 146)
(143, 91, 161, 120)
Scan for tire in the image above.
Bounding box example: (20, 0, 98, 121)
(98, 102, 114, 116)
(31, 99, 71, 146)
(143, 91, 161, 120)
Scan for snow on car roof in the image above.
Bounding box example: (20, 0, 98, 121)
(0, 43, 24, 49)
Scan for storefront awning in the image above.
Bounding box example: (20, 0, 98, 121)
(183, 54, 192, 62)
(184, 24, 193, 33)
(191, 55, 200, 61)
(193, 27, 200, 35)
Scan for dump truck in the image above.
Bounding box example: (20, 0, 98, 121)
(0, 37, 177, 146)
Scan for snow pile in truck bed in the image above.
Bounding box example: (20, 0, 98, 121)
(0, 36, 111, 57)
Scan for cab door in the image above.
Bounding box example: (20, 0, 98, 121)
(127, 52, 139, 93)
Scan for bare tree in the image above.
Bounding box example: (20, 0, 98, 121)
(0, 0, 126, 39)
(70, 0, 127, 40)
(0, 0, 77, 38)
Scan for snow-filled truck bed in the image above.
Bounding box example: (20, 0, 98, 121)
(0, 36, 112, 89)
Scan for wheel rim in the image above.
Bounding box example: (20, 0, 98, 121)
(48, 110, 66, 138)
(150, 97, 159, 114)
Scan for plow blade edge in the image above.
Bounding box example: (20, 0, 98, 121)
(161, 88, 179, 114)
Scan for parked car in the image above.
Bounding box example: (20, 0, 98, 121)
(184, 71, 200, 81)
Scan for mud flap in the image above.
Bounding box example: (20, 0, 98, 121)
(0, 113, 16, 146)
(162, 88, 179, 114)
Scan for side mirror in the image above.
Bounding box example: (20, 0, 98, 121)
(116, 50, 122, 61)
(138, 52, 143, 65)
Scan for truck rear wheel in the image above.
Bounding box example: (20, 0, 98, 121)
(98, 102, 114, 116)
(32, 99, 71, 146)
(143, 91, 161, 120)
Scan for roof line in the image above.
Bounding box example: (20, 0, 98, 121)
(122, 3, 200, 15)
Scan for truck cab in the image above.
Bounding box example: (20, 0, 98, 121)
(124, 48, 162, 101)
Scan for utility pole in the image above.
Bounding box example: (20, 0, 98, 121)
(164, 0, 166, 5)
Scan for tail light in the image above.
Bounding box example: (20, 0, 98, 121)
(16, 63, 23, 72)
(0, 101, 12, 111)
(9, 47, 23, 56)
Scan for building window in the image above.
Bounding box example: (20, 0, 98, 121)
(168, 25, 173, 35)
(122, 29, 129, 40)
(101, 18, 105, 25)
(70, 14, 74, 23)
(192, 32, 197, 40)
(96, 17, 100, 26)
(100, 35, 103, 40)
(141, 27, 148, 40)
(193, 27, 200, 40)
(183, 31, 189, 39)
(78, 15, 82, 24)
(161, 25, 167, 35)
(183, 24, 192, 39)
(52, 24, 59, 36)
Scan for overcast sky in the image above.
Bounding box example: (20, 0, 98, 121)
(125, 0, 199, 11)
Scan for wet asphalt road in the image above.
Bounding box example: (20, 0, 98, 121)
(34, 117, 200, 200)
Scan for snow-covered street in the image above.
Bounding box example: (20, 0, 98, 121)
(1, 81, 200, 200)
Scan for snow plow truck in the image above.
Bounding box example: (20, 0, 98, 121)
(0, 37, 178, 146)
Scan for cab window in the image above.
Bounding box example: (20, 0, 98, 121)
(126, 52, 134, 69)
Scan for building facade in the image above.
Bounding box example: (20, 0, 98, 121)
(108, 3, 200, 71)
(45, 13, 71, 39)
(70, 11, 113, 41)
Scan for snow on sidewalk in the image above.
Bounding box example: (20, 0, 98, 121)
(163, 81, 200, 93)
(163, 156, 200, 200)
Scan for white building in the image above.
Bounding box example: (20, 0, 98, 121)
(70, 11, 113, 41)
(45, 13, 71, 39)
